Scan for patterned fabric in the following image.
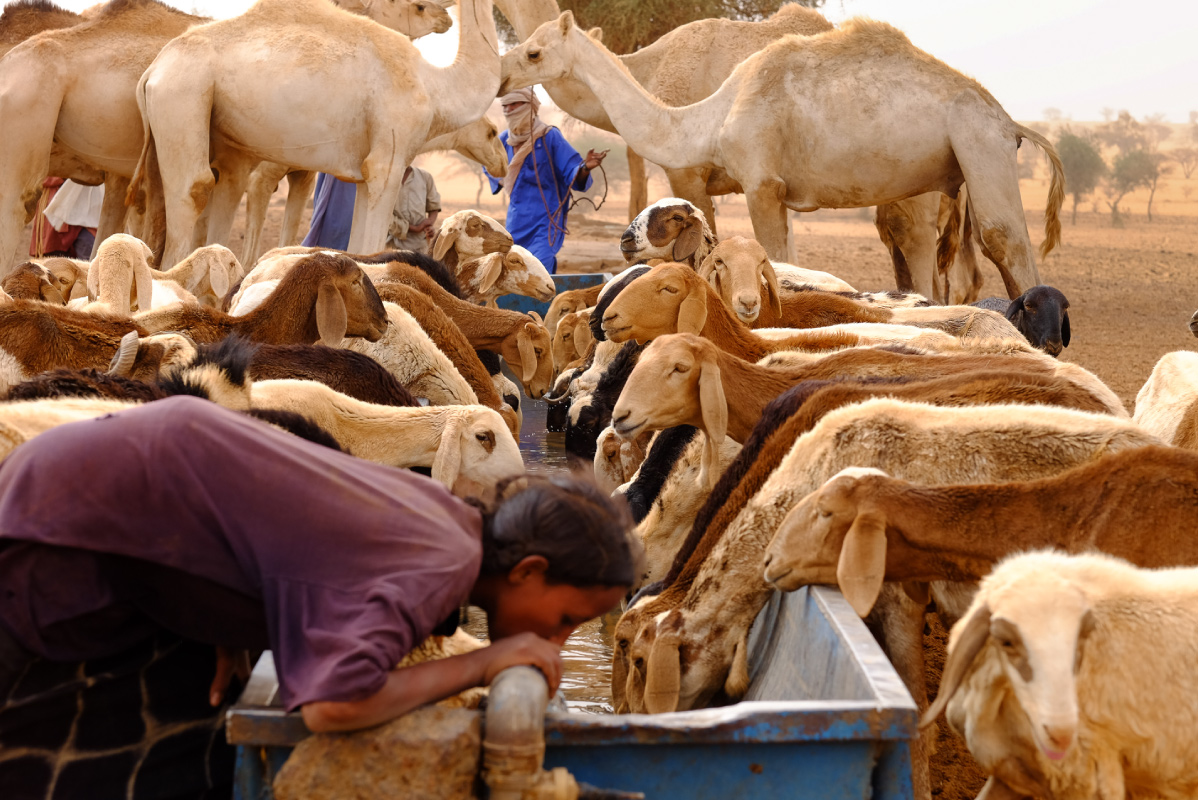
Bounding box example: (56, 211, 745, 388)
(0, 634, 235, 800)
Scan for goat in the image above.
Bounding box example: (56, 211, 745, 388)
(430, 210, 513, 273)
(133, 252, 388, 346)
(973, 284, 1071, 356)
(456, 245, 555, 307)
(764, 445, 1198, 616)
(2, 261, 66, 304)
(1132, 349, 1198, 446)
(924, 551, 1198, 800)
(248, 380, 523, 497)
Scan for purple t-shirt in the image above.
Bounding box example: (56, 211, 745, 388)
(0, 397, 482, 710)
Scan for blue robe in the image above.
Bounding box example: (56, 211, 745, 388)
(485, 128, 592, 274)
(302, 173, 357, 251)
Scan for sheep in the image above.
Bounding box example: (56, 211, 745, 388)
(621, 398, 1160, 797)
(370, 265, 553, 399)
(1, 261, 66, 304)
(593, 424, 652, 496)
(133, 252, 389, 347)
(544, 283, 602, 335)
(247, 380, 524, 497)
(565, 341, 644, 459)
(620, 198, 715, 267)
(152, 244, 244, 308)
(38, 256, 89, 301)
(972, 285, 1071, 356)
(245, 342, 419, 408)
(1189, 308, 1198, 338)
(763, 444, 1198, 616)
(923, 551, 1198, 800)
(83, 233, 154, 315)
(430, 210, 513, 273)
(456, 245, 555, 308)
(610, 334, 1127, 480)
(765, 263, 857, 294)
(551, 309, 594, 374)
(474, 348, 523, 435)
(1132, 349, 1198, 445)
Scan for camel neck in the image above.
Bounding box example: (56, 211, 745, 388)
(425, 0, 500, 137)
(564, 27, 721, 169)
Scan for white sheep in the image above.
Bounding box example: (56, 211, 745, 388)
(153, 244, 245, 308)
(430, 210, 513, 272)
(83, 233, 155, 315)
(925, 550, 1198, 800)
(456, 245, 555, 308)
(1132, 349, 1198, 445)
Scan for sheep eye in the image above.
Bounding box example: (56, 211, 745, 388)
(820, 509, 833, 519)
(618, 640, 628, 651)
(661, 285, 679, 294)
(415, 2, 425, 10)
(476, 432, 489, 443)
(672, 363, 689, 374)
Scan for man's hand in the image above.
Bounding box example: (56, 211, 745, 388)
(210, 646, 252, 707)
(584, 149, 609, 170)
(479, 632, 564, 693)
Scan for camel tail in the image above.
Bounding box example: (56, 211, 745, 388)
(1016, 124, 1064, 261)
(935, 193, 963, 284)
(126, 70, 155, 215)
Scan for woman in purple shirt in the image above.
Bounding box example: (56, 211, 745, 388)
(0, 398, 636, 799)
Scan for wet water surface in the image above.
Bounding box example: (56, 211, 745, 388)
(463, 397, 618, 714)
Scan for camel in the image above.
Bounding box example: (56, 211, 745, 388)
(0, 0, 82, 59)
(239, 115, 509, 265)
(0, 0, 454, 277)
(137, 0, 499, 268)
(494, 0, 832, 229)
(502, 14, 1063, 296)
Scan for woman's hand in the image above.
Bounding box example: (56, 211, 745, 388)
(478, 632, 563, 693)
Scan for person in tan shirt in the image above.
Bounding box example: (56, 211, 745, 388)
(386, 166, 441, 254)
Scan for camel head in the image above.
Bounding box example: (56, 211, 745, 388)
(498, 11, 582, 95)
(450, 117, 508, 179)
(622, 198, 714, 266)
(335, 0, 453, 39)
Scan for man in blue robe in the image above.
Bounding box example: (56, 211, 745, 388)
(485, 87, 607, 274)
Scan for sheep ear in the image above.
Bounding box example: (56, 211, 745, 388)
(432, 413, 465, 489)
(921, 602, 991, 730)
(676, 281, 708, 334)
(210, 260, 231, 299)
(610, 647, 628, 714)
(40, 282, 65, 305)
(517, 325, 537, 383)
(1061, 310, 1070, 348)
(902, 581, 931, 607)
(1004, 295, 1025, 329)
(761, 258, 783, 316)
(315, 282, 348, 346)
(86, 257, 101, 300)
(479, 255, 504, 294)
(624, 658, 645, 713)
(574, 318, 594, 354)
(698, 356, 727, 488)
(643, 635, 681, 714)
(723, 633, 751, 701)
(974, 777, 1026, 800)
(836, 511, 888, 617)
(696, 253, 716, 281)
(133, 256, 154, 312)
(672, 220, 703, 263)
(432, 228, 458, 263)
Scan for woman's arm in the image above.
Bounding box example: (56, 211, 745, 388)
(301, 632, 562, 732)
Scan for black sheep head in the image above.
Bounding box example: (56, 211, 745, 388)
(1007, 285, 1070, 358)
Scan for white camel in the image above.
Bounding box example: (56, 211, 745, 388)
(136, 0, 499, 269)
(494, 0, 831, 228)
(502, 14, 1064, 296)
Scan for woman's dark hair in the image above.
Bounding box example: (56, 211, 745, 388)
(475, 473, 641, 588)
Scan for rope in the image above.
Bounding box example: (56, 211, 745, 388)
(527, 137, 609, 250)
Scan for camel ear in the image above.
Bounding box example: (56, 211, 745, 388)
(479, 255, 504, 294)
(644, 632, 681, 714)
(698, 356, 727, 488)
(836, 511, 888, 617)
(724, 633, 751, 701)
(558, 10, 575, 34)
(587, 26, 602, 42)
(517, 325, 537, 383)
(315, 282, 348, 346)
(432, 413, 465, 489)
(676, 280, 708, 334)
(432, 227, 458, 263)
(921, 603, 991, 729)
(672, 220, 703, 263)
(761, 258, 782, 316)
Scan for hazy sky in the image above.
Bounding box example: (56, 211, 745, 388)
(13, 0, 1198, 123)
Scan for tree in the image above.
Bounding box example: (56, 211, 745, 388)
(1171, 147, 1198, 179)
(1143, 112, 1172, 150)
(1144, 154, 1171, 222)
(1096, 110, 1147, 156)
(1106, 150, 1156, 226)
(1101, 107, 1115, 122)
(1043, 107, 1062, 122)
(1057, 131, 1106, 223)
(495, 0, 824, 54)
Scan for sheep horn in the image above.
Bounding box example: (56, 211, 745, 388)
(527, 310, 543, 325)
(107, 331, 140, 376)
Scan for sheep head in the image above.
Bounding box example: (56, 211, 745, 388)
(41, 257, 88, 301)
(551, 310, 582, 375)
(2, 262, 66, 305)
(762, 467, 892, 616)
(499, 315, 553, 399)
(698, 237, 781, 325)
(498, 10, 579, 95)
(506, 246, 556, 302)
(88, 234, 155, 314)
(1006, 285, 1071, 358)
(633, 605, 748, 714)
(432, 211, 512, 271)
(601, 263, 709, 344)
(923, 556, 1098, 766)
(621, 198, 710, 265)
(431, 408, 524, 498)
(288, 254, 388, 346)
(545, 287, 594, 335)
(176, 244, 243, 306)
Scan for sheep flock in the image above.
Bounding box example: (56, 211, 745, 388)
(2, 2, 1198, 799)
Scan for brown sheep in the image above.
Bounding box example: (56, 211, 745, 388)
(763, 445, 1198, 616)
(551, 309, 595, 375)
(133, 252, 388, 346)
(246, 343, 417, 408)
(544, 282, 602, 335)
(2, 261, 66, 304)
(39, 256, 88, 300)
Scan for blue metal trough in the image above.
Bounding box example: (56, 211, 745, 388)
(227, 586, 918, 799)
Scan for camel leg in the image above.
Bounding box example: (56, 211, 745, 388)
(877, 196, 942, 302)
(665, 167, 718, 236)
(0, 56, 58, 275)
(744, 179, 790, 263)
(242, 161, 287, 265)
(204, 154, 253, 253)
(626, 147, 648, 223)
(949, 99, 1040, 298)
(280, 170, 315, 246)
(347, 151, 407, 255)
(91, 174, 131, 257)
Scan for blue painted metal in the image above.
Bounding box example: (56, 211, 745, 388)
(228, 588, 917, 800)
(495, 272, 611, 318)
